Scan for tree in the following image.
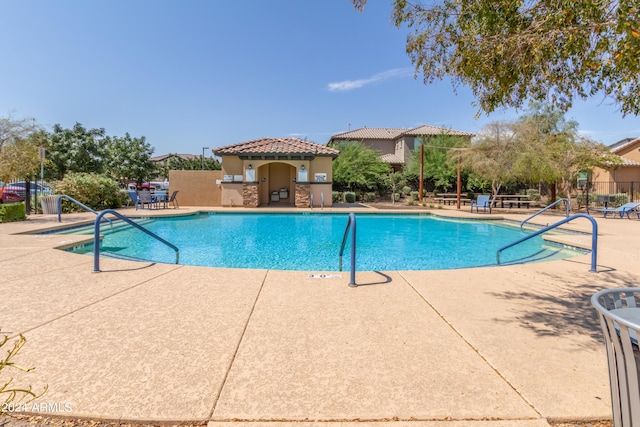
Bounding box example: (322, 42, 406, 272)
(331, 141, 391, 191)
(352, 0, 640, 116)
(384, 171, 406, 203)
(0, 116, 41, 188)
(104, 133, 156, 187)
(404, 134, 469, 192)
(164, 155, 221, 173)
(463, 121, 519, 200)
(46, 123, 107, 179)
(512, 102, 620, 197)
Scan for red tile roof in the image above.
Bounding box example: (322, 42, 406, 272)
(330, 125, 474, 141)
(214, 137, 339, 157)
(380, 153, 405, 164)
(618, 156, 640, 166)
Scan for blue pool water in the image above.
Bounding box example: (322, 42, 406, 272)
(64, 212, 585, 271)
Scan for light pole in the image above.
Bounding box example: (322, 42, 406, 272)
(202, 146, 210, 170)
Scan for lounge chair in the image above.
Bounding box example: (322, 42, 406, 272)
(471, 195, 492, 214)
(587, 202, 640, 219)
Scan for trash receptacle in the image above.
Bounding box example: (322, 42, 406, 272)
(40, 195, 61, 214)
(592, 288, 640, 426)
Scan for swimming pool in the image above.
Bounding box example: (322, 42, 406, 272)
(63, 212, 586, 271)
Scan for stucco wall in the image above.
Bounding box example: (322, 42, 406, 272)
(168, 170, 222, 206)
(310, 183, 333, 207)
(615, 141, 640, 162)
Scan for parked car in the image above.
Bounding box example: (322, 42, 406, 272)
(1, 185, 26, 203)
(128, 180, 169, 191)
(10, 181, 53, 195)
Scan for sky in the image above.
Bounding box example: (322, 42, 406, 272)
(2, 0, 639, 157)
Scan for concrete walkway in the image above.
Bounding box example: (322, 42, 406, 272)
(1, 206, 636, 426)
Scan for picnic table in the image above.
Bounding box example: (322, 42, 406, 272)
(435, 193, 472, 206)
(492, 194, 533, 208)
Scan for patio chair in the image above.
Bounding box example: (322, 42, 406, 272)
(126, 190, 138, 209)
(136, 190, 153, 210)
(587, 202, 640, 219)
(471, 195, 492, 214)
(167, 190, 179, 209)
(591, 288, 640, 427)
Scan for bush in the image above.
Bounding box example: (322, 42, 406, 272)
(410, 191, 419, 201)
(0, 203, 26, 223)
(577, 192, 629, 208)
(343, 192, 356, 203)
(332, 191, 341, 203)
(525, 189, 541, 201)
(363, 192, 376, 202)
(401, 186, 412, 195)
(393, 193, 400, 202)
(54, 173, 122, 212)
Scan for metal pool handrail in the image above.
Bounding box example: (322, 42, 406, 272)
(93, 209, 179, 272)
(339, 212, 357, 287)
(57, 194, 112, 225)
(520, 198, 571, 231)
(498, 213, 598, 272)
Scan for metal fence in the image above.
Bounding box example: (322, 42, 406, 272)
(588, 181, 640, 203)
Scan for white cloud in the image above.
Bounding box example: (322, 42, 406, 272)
(327, 68, 413, 92)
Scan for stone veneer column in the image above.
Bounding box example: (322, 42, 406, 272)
(295, 183, 310, 208)
(242, 183, 259, 208)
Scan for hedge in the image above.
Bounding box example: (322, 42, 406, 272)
(0, 203, 26, 223)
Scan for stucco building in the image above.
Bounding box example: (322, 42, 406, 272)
(213, 138, 339, 208)
(329, 125, 474, 171)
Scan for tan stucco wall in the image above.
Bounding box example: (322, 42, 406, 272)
(218, 156, 335, 207)
(614, 140, 640, 162)
(168, 170, 222, 206)
(221, 183, 243, 207)
(593, 166, 640, 183)
(310, 183, 333, 207)
(357, 139, 394, 155)
(220, 156, 244, 178)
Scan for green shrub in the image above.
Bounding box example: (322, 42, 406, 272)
(410, 191, 419, 201)
(525, 189, 541, 201)
(393, 193, 400, 202)
(401, 186, 412, 195)
(0, 203, 26, 223)
(54, 173, 122, 212)
(343, 192, 356, 203)
(577, 192, 629, 208)
(332, 191, 341, 202)
(362, 192, 376, 202)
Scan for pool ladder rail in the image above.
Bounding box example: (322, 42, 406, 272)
(339, 212, 357, 287)
(56, 194, 112, 225)
(309, 192, 325, 209)
(497, 213, 598, 272)
(520, 198, 571, 231)
(92, 209, 179, 272)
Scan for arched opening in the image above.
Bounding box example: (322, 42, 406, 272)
(257, 162, 296, 206)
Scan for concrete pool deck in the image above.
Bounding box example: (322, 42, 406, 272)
(0, 205, 638, 426)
